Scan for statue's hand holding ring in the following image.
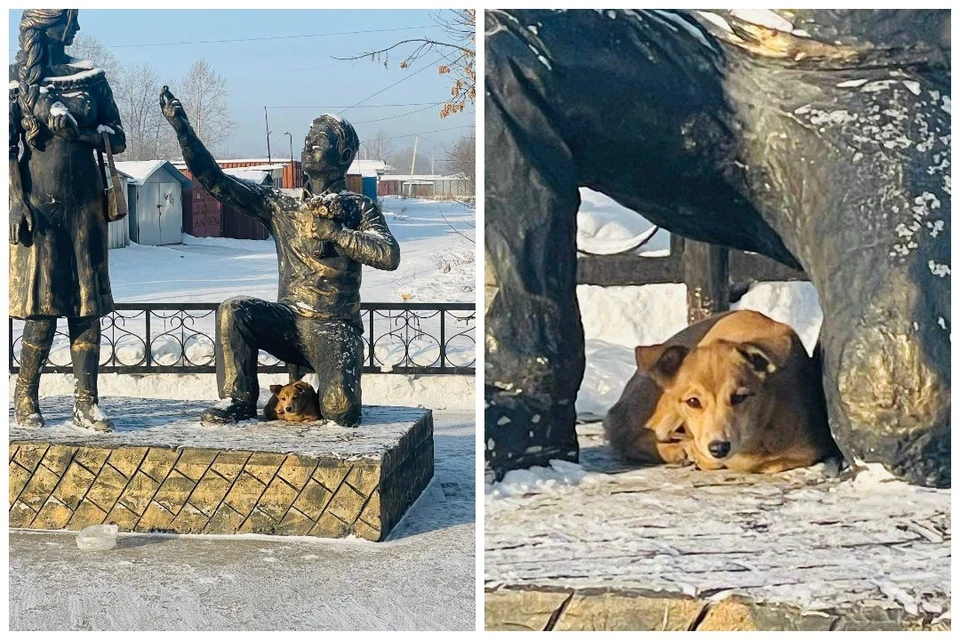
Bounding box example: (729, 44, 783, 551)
(160, 86, 190, 134)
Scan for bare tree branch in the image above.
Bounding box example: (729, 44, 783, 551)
(442, 133, 475, 188)
(176, 59, 237, 154)
(360, 129, 395, 162)
(437, 204, 475, 244)
(67, 33, 120, 83)
(333, 38, 472, 61)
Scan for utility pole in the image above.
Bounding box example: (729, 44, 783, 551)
(407, 134, 419, 197)
(431, 146, 435, 175)
(264, 106, 272, 164)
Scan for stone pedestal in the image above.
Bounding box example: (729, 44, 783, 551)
(9, 398, 433, 541)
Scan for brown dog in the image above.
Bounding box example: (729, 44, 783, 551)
(263, 380, 322, 423)
(604, 310, 839, 473)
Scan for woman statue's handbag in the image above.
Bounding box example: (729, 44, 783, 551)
(96, 131, 128, 222)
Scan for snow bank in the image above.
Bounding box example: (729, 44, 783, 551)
(577, 188, 671, 255)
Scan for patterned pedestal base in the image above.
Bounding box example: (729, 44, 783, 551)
(9, 402, 433, 542)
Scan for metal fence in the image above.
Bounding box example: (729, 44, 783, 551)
(577, 231, 807, 323)
(9, 302, 476, 376)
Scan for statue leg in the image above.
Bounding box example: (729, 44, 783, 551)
(485, 75, 584, 480)
(302, 319, 362, 427)
(734, 66, 951, 486)
(204, 296, 298, 424)
(68, 316, 114, 432)
(14, 318, 56, 428)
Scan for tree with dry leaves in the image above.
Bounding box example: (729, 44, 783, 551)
(338, 9, 476, 119)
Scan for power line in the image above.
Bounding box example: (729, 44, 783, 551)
(380, 124, 474, 142)
(338, 57, 442, 115)
(268, 102, 439, 109)
(229, 63, 340, 79)
(103, 25, 437, 49)
(351, 102, 444, 125)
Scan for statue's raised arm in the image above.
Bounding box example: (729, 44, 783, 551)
(160, 86, 272, 224)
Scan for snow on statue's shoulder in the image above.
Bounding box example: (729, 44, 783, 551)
(41, 66, 105, 84)
(65, 56, 96, 70)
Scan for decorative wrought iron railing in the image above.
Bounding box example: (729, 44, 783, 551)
(9, 302, 476, 376)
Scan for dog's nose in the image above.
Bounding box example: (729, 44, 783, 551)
(708, 440, 731, 459)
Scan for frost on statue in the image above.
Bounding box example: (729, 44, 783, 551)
(160, 87, 400, 428)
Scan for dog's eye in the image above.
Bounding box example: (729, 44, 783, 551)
(684, 397, 702, 409)
(731, 392, 750, 406)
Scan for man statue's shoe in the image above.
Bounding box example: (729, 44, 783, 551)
(201, 398, 257, 426)
(73, 402, 115, 432)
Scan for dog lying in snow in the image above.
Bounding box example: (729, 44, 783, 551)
(263, 380, 322, 423)
(604, 310, 839, 473)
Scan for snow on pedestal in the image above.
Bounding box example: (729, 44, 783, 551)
(484, 424, 950, 631)
(9, 397, 433, 542)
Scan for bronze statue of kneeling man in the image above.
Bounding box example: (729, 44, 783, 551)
(160, 87, 399, 427)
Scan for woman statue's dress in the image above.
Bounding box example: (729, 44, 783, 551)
(9, 58, 124, 320)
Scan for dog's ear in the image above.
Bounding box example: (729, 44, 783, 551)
(269, 384, 283, 394)
(736, 342, 779, 378)
(635, 344, 688, 387)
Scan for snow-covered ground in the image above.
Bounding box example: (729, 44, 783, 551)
(577, 188, 670, 255)
(574, 188, 824, 417)
(10, 410, 476, 631)
(485, 425, 950, 619)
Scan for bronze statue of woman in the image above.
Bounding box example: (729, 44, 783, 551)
(9, 9, 126, 431)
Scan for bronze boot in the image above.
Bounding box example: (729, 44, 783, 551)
(14, 320, 56, 428)
(73, 400, 115, 433)
(14, 374, 44, 429)
(70, 318, 115, 432)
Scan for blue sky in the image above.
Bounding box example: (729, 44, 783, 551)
(8, 9, 475, 158)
